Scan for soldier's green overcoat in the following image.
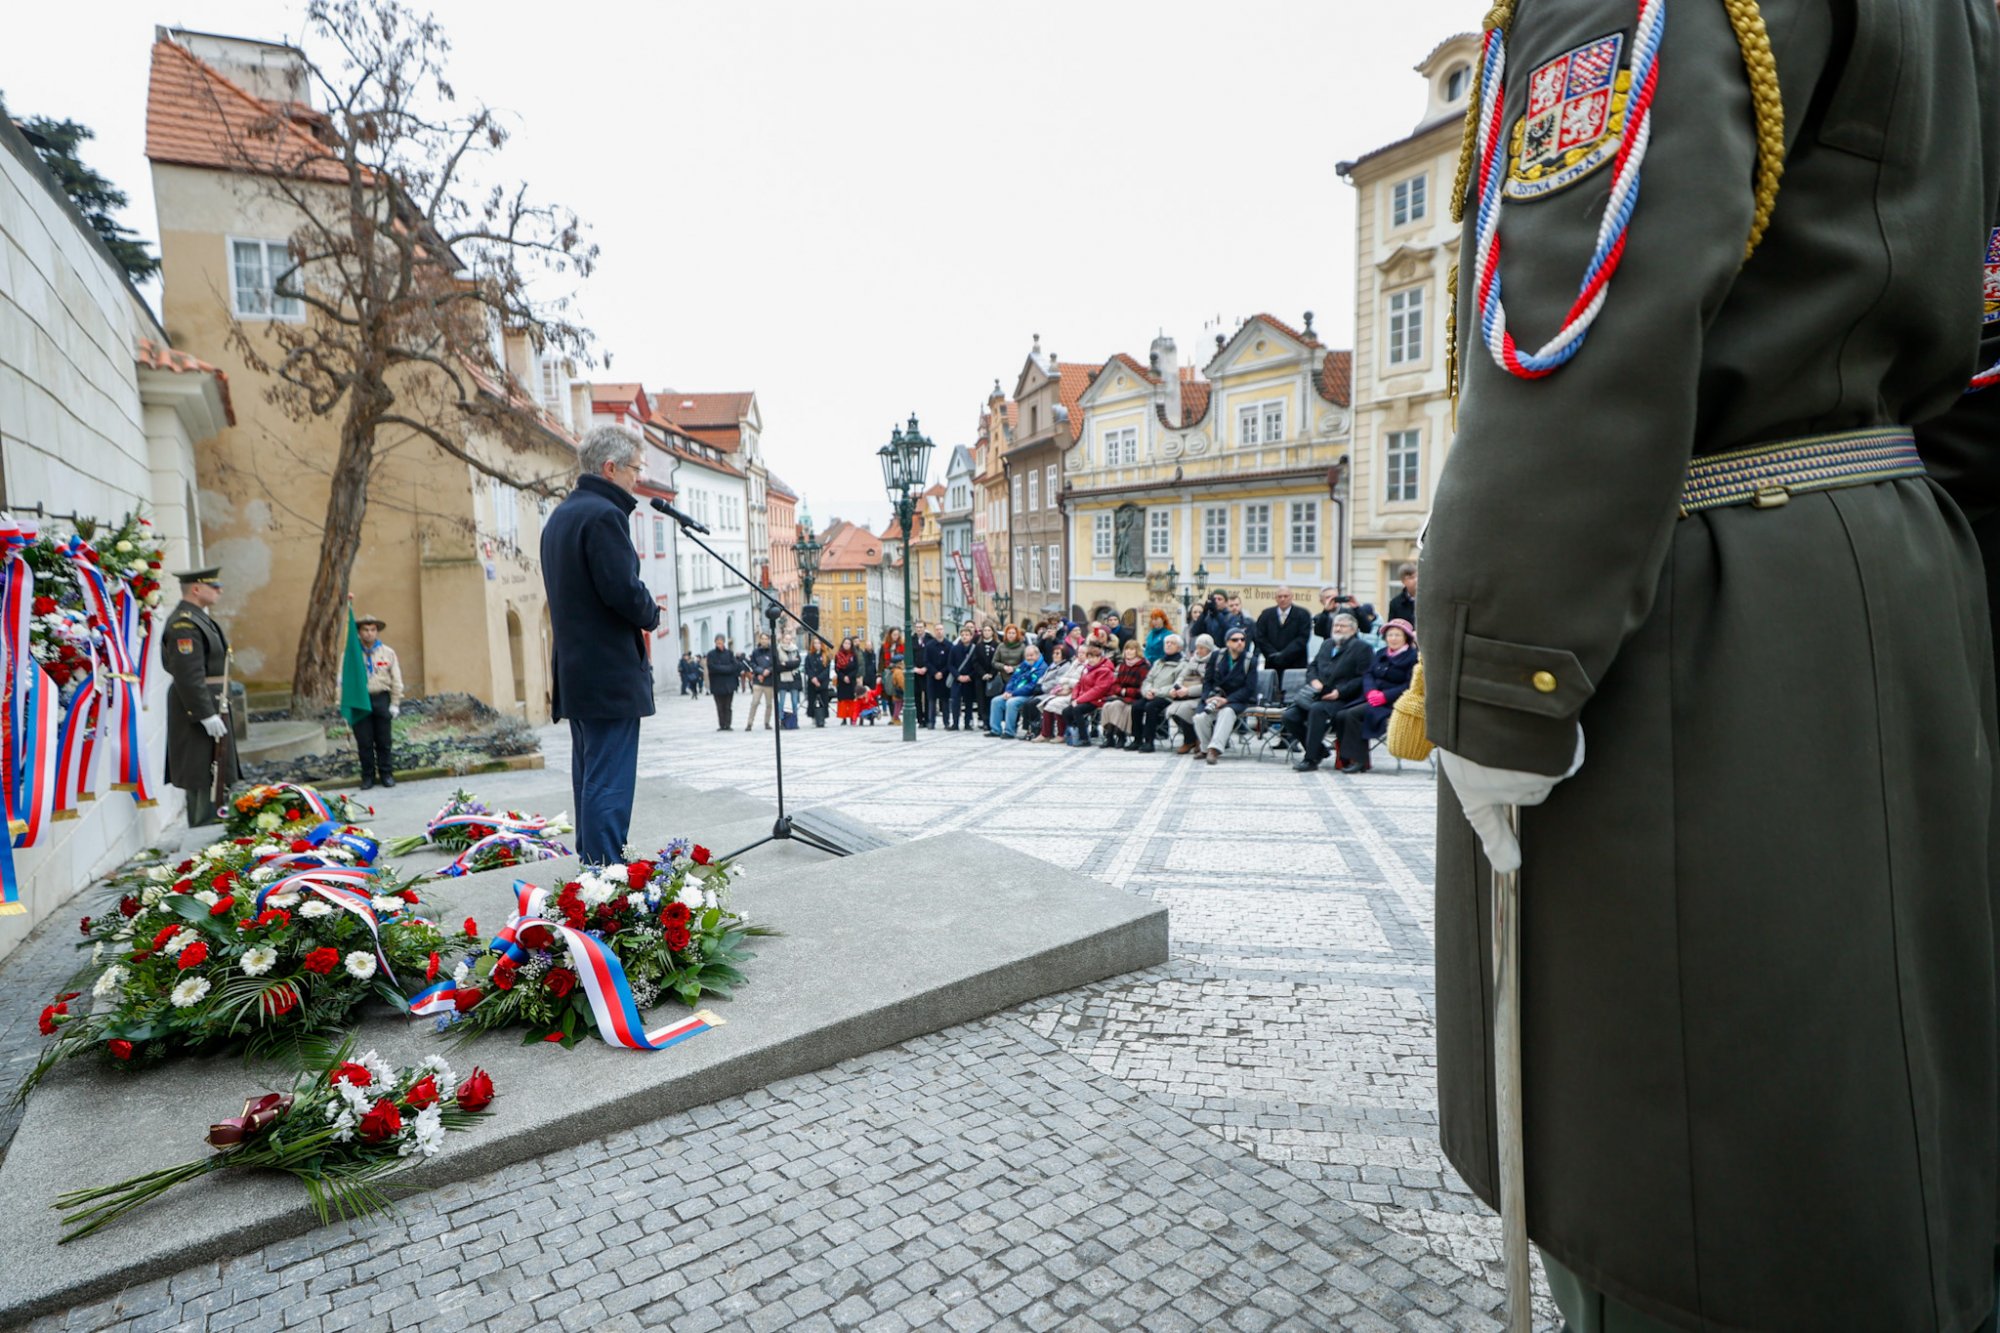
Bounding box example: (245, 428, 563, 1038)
(159, 599, 238, 797)
(1420, 2, 2000, 1329)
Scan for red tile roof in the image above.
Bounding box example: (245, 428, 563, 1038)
(658, 391, 753, 428)
(1055, 362, 1097, 442)
(644, 415, 745, 478)
(134, 336, 236, 425)
(145, 37, 346, 182)
(590, 382, 647, 405)
(1248, 312, 1314, 345)
(1175, 377, 1212, 427)
(1316, 350, 1353, 406)
(767, 472, 798, 500)
(818, 521, 882, 571)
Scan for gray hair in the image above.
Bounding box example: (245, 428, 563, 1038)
(1164, 634, 1183, 650)
(579, 425, 642, 477)
(1194, 633, 1215, 652)
(1332, 611, 1359, 629)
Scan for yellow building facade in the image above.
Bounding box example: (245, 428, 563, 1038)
(1065, 316, 1351, 626)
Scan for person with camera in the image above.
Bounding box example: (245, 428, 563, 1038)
(1192, 629, 1259, 765)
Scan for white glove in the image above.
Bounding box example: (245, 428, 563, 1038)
(1437, 728, 1585, 874)
(200, 714, 228, 740)
(389, 705, 399, 718)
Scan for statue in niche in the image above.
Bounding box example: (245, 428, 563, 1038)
(1114, 503, 1145, 578)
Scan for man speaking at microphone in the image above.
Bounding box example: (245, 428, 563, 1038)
(542, 426, 661, 864)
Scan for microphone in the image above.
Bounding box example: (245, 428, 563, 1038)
(649, 496, 710, 534)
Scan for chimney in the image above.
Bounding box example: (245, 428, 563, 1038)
(1151, 335, 1180, 427)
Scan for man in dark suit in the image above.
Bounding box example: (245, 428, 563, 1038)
(1286, 612, 1371, 771)
(541, 427, 662, 864)
(1387, 563, 1417, 628)
(1254, 585, 1313, 702)
(922, 623, 952, 728)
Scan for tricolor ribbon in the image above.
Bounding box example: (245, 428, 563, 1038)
(409, 880, 722, 1052)
(421, 829, 573, 881)
(253, 866, 404, 986)
(12, 664, 58, 851)
(428, 811, 558, 840)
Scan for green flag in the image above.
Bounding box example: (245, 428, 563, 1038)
(339, 607, 372, 727)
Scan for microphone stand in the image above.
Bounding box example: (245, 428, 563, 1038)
(665, 511, 848, 860)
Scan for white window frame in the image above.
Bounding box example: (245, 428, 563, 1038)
(229, 237, 303, 321)
(1103, 426, 1138, 466)
(1202, 506, 1229, 558)
(1093, 512, 1114, 559)
(1048, 541, 1061, 593)
(1262, 402, 1285, 444)
(1392, 173, 1428, 227)
(1288, 501, 1318, 556)
(1386, 429, 1423, 504)
(1237, 403, 1261, 446)
(1028, 544, 1043, 592)
(1045, 464, 1058, 507)
(1012, 476, 1022, 514)
(1027, 470, 1039, 511)
(1243, 503, 1271, 557)
(1387, 286, 1426, 367)
(1147, 508, 1171, 559)
(1014, 546, 1026, 589)
(653, 515, 667, 554)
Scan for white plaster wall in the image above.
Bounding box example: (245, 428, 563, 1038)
(0, 139, 186, 962)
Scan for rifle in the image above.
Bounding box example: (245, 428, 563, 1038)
(207, 649, 234, 822)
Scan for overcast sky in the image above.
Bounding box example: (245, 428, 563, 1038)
(6, 0, 1471, 532)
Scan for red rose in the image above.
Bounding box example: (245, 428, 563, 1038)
(663, 901, 691, 927)
(150, 924, 180, 951)
(209, 896, 235, 917)
(178, 941, 209, 969)
(213, 871, 237, 890)
(290, 839, 312, 854)
(254, 908, 290, 930)
(691, 845, 712, 865)
(37, 1006, 59, 1036)
(118, 895, 140, 917)
(261, 985, 298, 1016)
(490, 960, 516, 991)
(544, 968, 576, 998)
(398, 889, 420, 904)
(425, 952, 440, 982)
(358, 1098, 402, 1143)
(285, 808, 301, 821)
(563, 906, 587, 930)
(455, 1068, 494, 1111)
(329, 1061, 372, 1087)
(303, 947, 340, 974)
(31, 595, 54, 615)
(494, 848, 515, 866)
(175, 859, 194, 875)
(593, 905, 617, 929)
(664, 924, 691, 953)
(108, 1039, 133, 1060)
(467, 824, 494, 841)
(463, 917, 479, 938)
(172, 879, 193, 895)
(233, 838, 254, 846)
(625, 861, 655, 889)
(453, 987, 483, 1012)
(403, 1075, 440, 1111)
(79, 915, 93, 935)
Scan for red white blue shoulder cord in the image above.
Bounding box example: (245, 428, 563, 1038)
(1472, 0, 1665, 378)
(1970, 358, 2000, 393)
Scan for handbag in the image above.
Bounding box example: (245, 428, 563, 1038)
(1386, 659, 1434, 762)
(891, 667, 905, 692)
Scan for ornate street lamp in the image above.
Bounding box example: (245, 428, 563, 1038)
(1172, 560, 1212, 628)
(793, 521, 823, 611)
(993, 591, 1012, 629)
(879, 415, 934, 744)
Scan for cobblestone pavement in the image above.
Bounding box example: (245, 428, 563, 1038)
(4, 694, 1562, 1331)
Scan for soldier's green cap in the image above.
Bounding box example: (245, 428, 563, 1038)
(174, 567, 222, 586)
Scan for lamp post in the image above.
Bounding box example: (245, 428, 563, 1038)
(879, 414, 934, 744)
(793, 523, 822, 616)
(993, 591, 1012, 631)
(1173, 561, 1210, 628)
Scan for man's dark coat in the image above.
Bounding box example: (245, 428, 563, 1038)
(540, 475, 660, 721)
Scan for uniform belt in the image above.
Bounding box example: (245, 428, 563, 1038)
(1679, 426, 1923, 518)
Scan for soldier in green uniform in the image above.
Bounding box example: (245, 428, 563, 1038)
(160, 568, 238, 827)
(1419, 1, 2000, 1329)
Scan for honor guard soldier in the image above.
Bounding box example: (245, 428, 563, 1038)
(160, 568, 238, 826)
(1420, 1, 2000, 1330)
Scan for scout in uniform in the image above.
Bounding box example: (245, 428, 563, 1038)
(350, 614, 403, 789)
(1419, 1, 2000, 1329)
(160, 568, 239, 827)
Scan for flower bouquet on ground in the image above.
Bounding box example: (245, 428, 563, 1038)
(383, 789, 573, 879)
(52, 1045, 496, 1242)
(415, 841, 766, 1050)
(225, 783, 371, 839)
(19, 834, 474, 1101)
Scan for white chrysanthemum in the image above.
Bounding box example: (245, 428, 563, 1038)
(255, 810, 282, 830)
(250, 866, 279, 884)
(344, 951, 378, 981)
(370, 895, 404, 915)
(194, 889, 219, 908)
(452, 960, 471, 985)
(93, 964, 126, 998)
(240, 946, 278, 976)
(169, 976, 211, 1007)
(577, 872, 621, 908)
(266, 891, 301, 908)
(300, 901, 335, 919)
(406, 1104, 445, 1158)
(419, 1053, 456, 1089)
(676, 884, 703, 909)
(625, 892, 646, 911)
(163, 931, 194, 955)
(356, 1049, 395, 1087)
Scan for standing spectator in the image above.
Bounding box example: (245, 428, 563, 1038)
(1388, 564, 1417, 628)
(1100, 609, 1132, 651)
(1312, 588, 1342, 642)
(944, 624, 978, 731)
(1032, 643, 1085, 742)
(743, 632, 777, 731)
(803, 642, 831, 726)
(1191, 592, 1228, 648)
(1254, 585, 1313, 701)
(704, 634, 741, 731)
(540, 426, 662, 864)
(989, 643, 1046, 738)
(677, 650, 697, 697)
(880, 627, 906, 722)
(1096, 640, 1151, 749)
(1329, 619, 1417, 773)
(972, 625, 1000, 728)
(1285, 612, 1372, 771)
(909, 624, 933, 727)
(1193, 629, 1259, 765)
(1166, 635, 1216, 753)
(350, 613, 403, 789)
(834, 636, 860, 724)
(1133, 634, 1184, 754)
(922, 623, 952, 728)
(1142, 609, 1172, 662)
(775, 631, 802, 723)
(1220, 594, 1255, 645)
(860, 633, 880, 698)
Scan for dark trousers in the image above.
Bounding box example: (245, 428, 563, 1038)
(912, 673, 931, 725)
(1294, 699, 1351, 765)
(929, 677, 953, 727)
(1332, 702, 1377, 769)
(1135, 696, 1171, 740)
(949, 679, 981, 729)
(568, 715, 640, 866)
(713, 691, 735, 729)
(351, 692, 394, 781)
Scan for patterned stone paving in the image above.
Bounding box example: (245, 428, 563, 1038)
(1, 695, 1563, 1331)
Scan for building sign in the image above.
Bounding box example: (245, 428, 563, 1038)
(971, 541, 996, 593)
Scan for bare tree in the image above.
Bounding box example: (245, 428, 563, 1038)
(213, 0, 596, 704)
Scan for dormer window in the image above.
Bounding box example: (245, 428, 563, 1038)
(1445, 65, 1470, 103)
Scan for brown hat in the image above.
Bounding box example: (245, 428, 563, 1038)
(355, 614, 386, 630)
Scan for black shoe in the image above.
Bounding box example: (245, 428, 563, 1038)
(358, 780, 375, 791)
(1293, 760, 1320, 773)
(1136, 740, 1155, 754)
(383, 775, 397, 788)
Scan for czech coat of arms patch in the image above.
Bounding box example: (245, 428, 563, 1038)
(1506, 33, 1631, 201)
(1984, 229, 2000, 326)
